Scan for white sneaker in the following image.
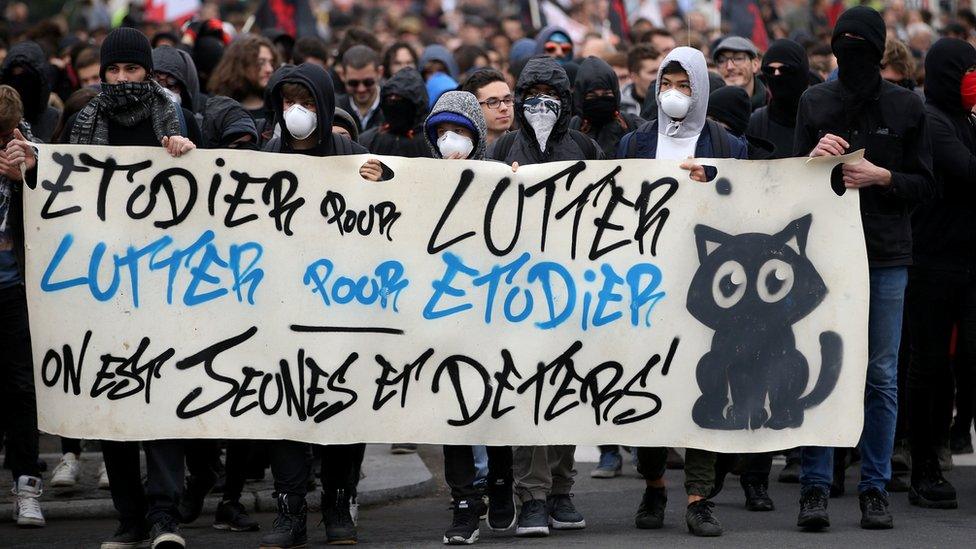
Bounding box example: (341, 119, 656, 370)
(51, 452, 81, 487)
(12, 476, 45, 527)
(98, 462, 110, 489)
(350, 494, 359, 526)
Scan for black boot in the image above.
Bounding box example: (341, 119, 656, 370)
(741, 479, 774, 512)
(259, 493, 307, 549)
(322, 488, 357, 545)
(909, 458, 958, 509)
(634, 486, 666, 529)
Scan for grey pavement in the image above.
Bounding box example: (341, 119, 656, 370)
(3, 444, 976, 547)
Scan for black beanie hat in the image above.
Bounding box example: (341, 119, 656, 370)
(707, 86, 751, 137)
(832, 6, 886, 59)
(100, 27, 154, 80)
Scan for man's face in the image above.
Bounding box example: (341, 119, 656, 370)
(389, 48, 415, 76)
(651, 35, 676, 56)
(77, 63, 101, 87)
(659, 70, 691, 97)
(344, 64, 381, 107)
(716, 50, 759, 88)
(631, 58, 660, 97)
(153, 70, 184, 99)
(612, 64, 631, 89)
(475, 80, 514, 133)
(104, 62, 147, 84)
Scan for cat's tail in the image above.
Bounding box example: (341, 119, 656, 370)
(798, 331, 843, 409)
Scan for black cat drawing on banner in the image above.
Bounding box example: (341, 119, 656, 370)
(686, 214, 843, 430)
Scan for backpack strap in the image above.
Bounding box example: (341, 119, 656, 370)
(490, 131, 517, 162)
(706, 120, 730, 158)
(568, 130, 601, 160)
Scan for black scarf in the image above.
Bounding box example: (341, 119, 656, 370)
(69, 80, 182, 145)
(763, 40, 809, 127)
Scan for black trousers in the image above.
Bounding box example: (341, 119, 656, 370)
(102, 441, 146, 524)
(184, 439, 249, 503)
(636, 447, 715, 498)
(443, 445, 513, 501)
(103, 440, 186, 525)
(907, 266, 976, 469)
(0, 285, 39, 480)
(271, 442, 365, 496)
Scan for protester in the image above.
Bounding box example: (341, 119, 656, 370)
(152, 45, 206, 115)
(382, 42, 420, 80)
(748, 39, 810, 160)
(73, 46, 101, 88)
(418, 44, 460, 81)
(488, 55, 601, 538)
(712, 36, 767, 111)
(571, 56, 644, 158)
(616, 46, 747, 537)
(0, 41, 61, 142)
(620, 44, 661, 117)
(336, 45, 384, 133)
(208, 34, 278, 123)
(793, 6, 935, 531)
(459, 68, 514, 145)
(360, 67, 431, 157)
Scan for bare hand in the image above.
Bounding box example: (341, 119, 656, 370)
(680, 159, 707, 182)
(511, 161, 519, 173)
(162, 135, 195, 157)
(810, 133, 849, 157)
(4, 129, 35, 178)
(0, 150, 18, 180)
(359, 158, 383, 181)
(842, 158, 891, 188)
(445, 151, 465, 160)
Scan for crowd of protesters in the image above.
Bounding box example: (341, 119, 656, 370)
(1, 0, 976, 547)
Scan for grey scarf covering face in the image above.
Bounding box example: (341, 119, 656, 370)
(69, 80, 182, 145)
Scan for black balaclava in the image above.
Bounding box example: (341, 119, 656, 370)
(924, 37, 976, 115)
(381, 96, 417, 134)
(831, 6, 886, 103)
(707, 86, 751, 137)
(762, 39, 809, 127)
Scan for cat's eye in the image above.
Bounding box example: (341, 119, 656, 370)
(757, 259, 794, 303)
(712, 260, 746, 309)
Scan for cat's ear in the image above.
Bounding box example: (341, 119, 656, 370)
(694, 224, 732, 262)
(776, 214, 813, 256)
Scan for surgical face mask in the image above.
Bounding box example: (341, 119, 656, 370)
(162, 87, 181, 105)
(283, 104, 317, 140)
(659, 88, 692, 120)
(437, 130, 474, 159)
(522, 94, 561, 152)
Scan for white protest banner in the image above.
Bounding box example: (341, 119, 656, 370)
(24, 145, 868, 452)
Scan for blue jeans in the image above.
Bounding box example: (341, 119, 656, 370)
(800, 266, 906, 495)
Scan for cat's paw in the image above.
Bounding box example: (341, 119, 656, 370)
(765, 411, 802, 430)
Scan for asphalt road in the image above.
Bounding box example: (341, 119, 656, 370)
(5, 448, 976, 548)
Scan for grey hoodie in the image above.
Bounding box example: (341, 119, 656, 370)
(655, 46, 709, 140)
(152, 45, 205, 114)
(423, 91, 487, 160)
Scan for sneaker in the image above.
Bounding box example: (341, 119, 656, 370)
(443, 498, 486, 545)
(797, 486, 829, 531)
(950, 431, 973, 455)
(778, 458, 801, 484)
(213, 499, 260, 532)
(685, 500, 722, 537)
(98, 462, 111, 490)
(51, 453, 81, 488)
(909, 463, 958, 509)
(937, 446, 953, 472)
(322, 488, 357, 545)
(391, 443, 417, 454)
(349, 493, 359, 526)
(891, 439, 911, 473)
(634, 486, 666, 529)
(178, 474, 215, 524)
(741, 480, 774, 512)
(546, 494, 585, 530)
(259, 493, 307, 549)
(486, 481, 516, 531)
(148, 516, 185, 549)
(590, 451, 622, 478)
(101, 519, 151, 549)
(515, 499, 549, 537)
(859, 488, 893, 529)
(12, 475, 45, 528)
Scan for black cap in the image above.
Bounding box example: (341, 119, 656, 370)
(100, 27, 153, 81)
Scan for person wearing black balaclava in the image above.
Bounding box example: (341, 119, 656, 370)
(569, 56, 644, 158)
(707, 85, 774, 160)
(748, 39, 809, 160)
(904, 37, 976, 512)
(0, 41, 62, 142)
(359, 67, 432, 157)
(793, 6, 935, 532)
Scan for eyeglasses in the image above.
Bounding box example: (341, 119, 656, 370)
(716, 53, 752, 66)
(346, 78, 376, 90)
(544, 41, 572, 55)
(479, 95, 514, 109)
(153, 73, 179, 88)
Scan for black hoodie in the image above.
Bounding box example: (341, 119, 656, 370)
(912, 38, 976, 269)
(263, 62, 365, 156)
(0, 41, 61, 142)
(748, 39, 809, 159)
(359, 67, 432, 157)
(202, 95, 259, 149)
(569, 56, 644, 159)
(488, 56, 602, 165)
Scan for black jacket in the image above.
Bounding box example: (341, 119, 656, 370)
(569, 56, 643, 159)
(748, 106, 795, 159)
(202, 95, 258, 149)
(488, 57, 603, 165)
(263, 63, 367, 156)
(794, 79, 935, 267)
(359, 67, 431, 157)
(912, 38, 976, 269)
(1, 41, 61, 142)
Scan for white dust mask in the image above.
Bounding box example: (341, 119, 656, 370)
(659, 88, 692, 120)
(284, 104, 318, 140)
(437, 130, 474, 158)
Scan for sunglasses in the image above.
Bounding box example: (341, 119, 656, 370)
(761, 65, 795, 77)
(544, 41, 572, 55)
(346, 78, 376, 90)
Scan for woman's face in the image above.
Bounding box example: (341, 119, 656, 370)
(390, 47, 416, 76)
(254, 45, 276, 89)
